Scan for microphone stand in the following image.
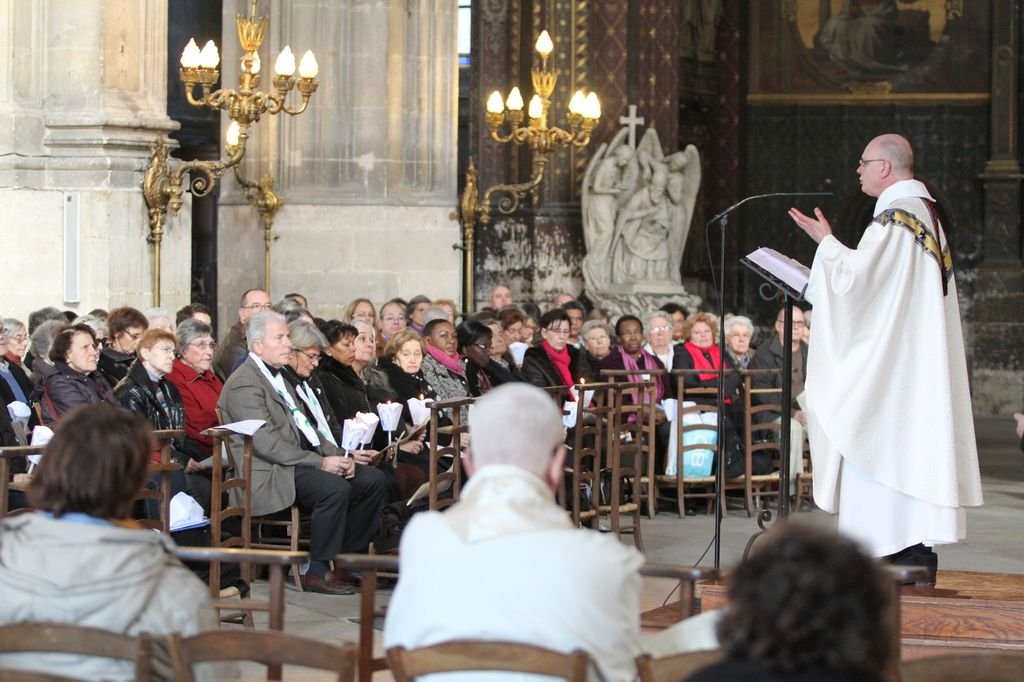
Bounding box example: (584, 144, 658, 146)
(708, 192, 830, 571)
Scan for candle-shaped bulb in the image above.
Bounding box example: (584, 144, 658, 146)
(583, 92, 601, 119)
(528, 95, 543, 119)
(299, 50, 319, 78)
(198, 40, 220, 69)
(225, 121, 240, 148)
(180, 38, 201, 68)
(568, 90, 585, 115)
(505, 87, 524, 111)
(275, 45, 296, 76)
(535, 30, 553, 57)
(486, 91, 505, 114)
(250, 50, 261, 75)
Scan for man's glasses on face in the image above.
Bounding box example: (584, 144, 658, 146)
(243, 302, 273, 311)
(382, 315, 405, 323)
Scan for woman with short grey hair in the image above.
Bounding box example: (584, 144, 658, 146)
(643, 310, 675, 370)
(581, 319, 613, 366)
(166, 318, 222, 468)
(2, 318, 29, 370)
(723, 315, 755, 369)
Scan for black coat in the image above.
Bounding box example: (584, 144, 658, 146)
(281, 365, 344, 445)
(113, 361, 187, 458)
(40, 361, 116, 425)
(97, 347, 135, 389)
(465, 359, 523, 397)
(520, 345, 594, 400)
(316, 355, 371, 422)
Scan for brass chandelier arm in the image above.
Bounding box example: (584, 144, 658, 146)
(478, 156, 549, 226)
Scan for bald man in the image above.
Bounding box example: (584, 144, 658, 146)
(788, 134, 982, 583)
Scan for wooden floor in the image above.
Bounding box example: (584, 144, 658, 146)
(652, 570, 1024, 660)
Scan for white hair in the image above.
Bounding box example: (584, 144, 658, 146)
(724, 315, 754, 336)
(246, 310, 286, 351)
(468, 383, 564, 478)
(643, 310, 671, 329)
(352, 319, 376, 343)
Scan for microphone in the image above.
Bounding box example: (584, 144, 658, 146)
(707, 192, 833, 226)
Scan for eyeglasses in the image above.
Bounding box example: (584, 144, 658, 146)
(381, 315, 405, 323)
(242, 302, 273, 311)
(858, 158, 887, 167)
(189, 341, 218, 351)
(7, 334, 26, 343)
(650, 324, 672, 333)
(297, 350, 321, 364)
(776, 320, 806, 327)
(473, 343, 493, 353)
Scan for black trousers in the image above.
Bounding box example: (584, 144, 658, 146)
(293, 463, 387, 562)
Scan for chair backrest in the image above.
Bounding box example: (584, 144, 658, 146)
(168, 629, 356, 682)
(899, 652, 1024, 682)
(334, 553, 401, 682)
(636, 649, 722, 682)
(567, 381, 615, 522)
(639, 563, 717, 621)
(742, 369, 783, 457)
(0, 622, 152, 681)
(387, 641, 590, 682)
(669, 370, 721, 480)
(0, 445, 44, 519)
(135, 429, 184, 533)
(426, 396, 474, 511)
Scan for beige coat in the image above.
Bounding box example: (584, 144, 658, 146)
(218, 355, 336, 516)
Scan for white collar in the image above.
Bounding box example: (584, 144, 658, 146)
(874, 178, 934, 215)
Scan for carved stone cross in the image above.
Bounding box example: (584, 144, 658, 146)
(618, 104, 645, 149)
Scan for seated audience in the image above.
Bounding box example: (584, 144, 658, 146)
(433, 298, 460, 324)
(218, 311, 387, 594)
(317, 320, 371, 422)
(282, 320, 343, 447)
(406, 295, 432, 334)
(0, 404, 217, 681)
(175, 302, 213, 327)
(581, 319, 613, 367)
(0, 321, 31, 405)
(723, 315, 755, 369)
(1, 318, 29, 372)
(643, 310, 675, 370)
(143, 307, 173, 333)
(41, 324, 117, 424)
(520, 309, 594, 400)
(384, 383, 713, 682)
(166, 319, 223, 461)
(377, 329, 434, 497)
(420, 318, 471, 404)
(484, 320, 514, 371)
(28, 319, 65, 394)
(97, 306, 149, 387)
(688, 523, 894, 682)
(378, 298, 408, 347)
(660, 302, 689, 343)
(457, 319, 519, 397)
(214, 287, 271, 380)
(489, 283, 513, 309)
(344, 297, 377, 327)
(562, 300, 586, 348)
(114, 328, 204, 513)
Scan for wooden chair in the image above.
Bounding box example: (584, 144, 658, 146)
(639, 563, 717, 621)
(741, 371, 783, 515)
(600, 369, 661, 520)
(387, 641, 590, 682)
(899, 652, 1024, 682)
(168, 629, 357, 682)
(0, 622, 153, 681)
(0, 670, 81, 682)
(425, 396, 473, 511)
(567, 381, 615, 527)
(207, 418, 307, 592)
(334, 553, 401, 682)
(636, 649, 722, 682)
(0, 445, 42, 519)
(595, 377, 656, 550)
(794, 438, 814, 511)
(135, 429, 184, 534)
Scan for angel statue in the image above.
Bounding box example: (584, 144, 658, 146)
(581, 128, 640, 291)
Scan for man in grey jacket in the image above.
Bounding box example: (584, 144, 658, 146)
(219, 311, 387, 594)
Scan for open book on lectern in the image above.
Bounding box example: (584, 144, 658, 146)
(741, 247, 810, 301)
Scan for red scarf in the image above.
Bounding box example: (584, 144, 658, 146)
(542, 340, 574, 388)
(683, 341, 721, 382)
(426, 343, 464, 376)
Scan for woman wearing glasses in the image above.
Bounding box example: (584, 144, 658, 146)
(97, 306, 148, 388)
(520, 309, 594, 402)
(166, 319, 224, 468)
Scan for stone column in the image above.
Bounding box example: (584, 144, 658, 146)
(0, 0, 184, 320)
(216, 0, 460, 325)
(972, 0, 1023, 414)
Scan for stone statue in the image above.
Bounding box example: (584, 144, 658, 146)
(580, 117, 703, 317)
(580, 129, 639, 290)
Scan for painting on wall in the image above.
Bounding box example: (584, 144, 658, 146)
(750, 0, 990, 100)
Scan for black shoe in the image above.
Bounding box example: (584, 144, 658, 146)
(885, 544, 937, 586)
(684, 502, 697, 517)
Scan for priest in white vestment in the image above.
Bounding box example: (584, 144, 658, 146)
(787, 134, 983, 578)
